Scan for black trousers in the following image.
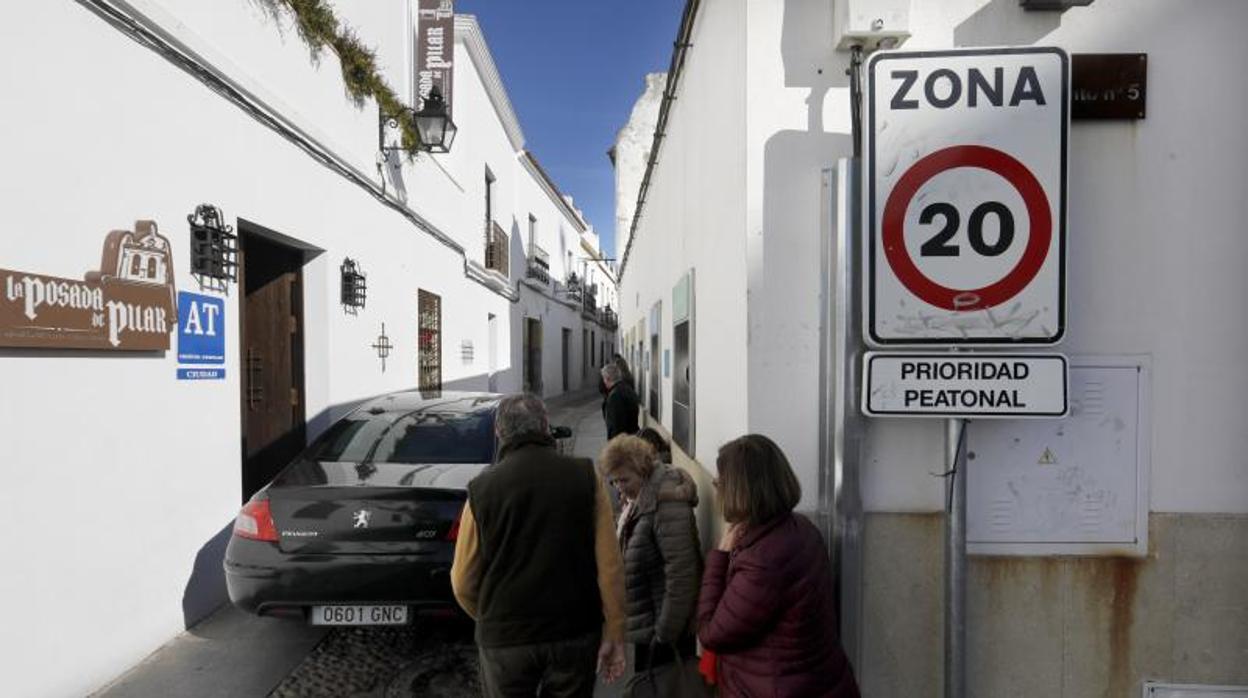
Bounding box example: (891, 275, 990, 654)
(478, 631, 600, 698)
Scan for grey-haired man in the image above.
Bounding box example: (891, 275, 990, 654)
(452, 394, 627, 697)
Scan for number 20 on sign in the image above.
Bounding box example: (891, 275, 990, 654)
(865, 47, 1068, 346)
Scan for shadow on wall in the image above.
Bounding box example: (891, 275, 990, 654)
(953, 0, 1062, 47)
(180, 372, 522, 630)
(183, 523, 234, 630)
(510, 216, 527, 280)
(749, 0, 854, 444)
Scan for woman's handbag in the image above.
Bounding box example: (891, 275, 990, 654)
(623, 644, 712, 698)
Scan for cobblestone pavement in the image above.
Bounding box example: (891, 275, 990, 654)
(269, 615, 479, 697)
(268, 388, 623, 698)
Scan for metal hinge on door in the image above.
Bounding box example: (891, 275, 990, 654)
(290, 387, 299, 407)
(289, 316, 298, 334)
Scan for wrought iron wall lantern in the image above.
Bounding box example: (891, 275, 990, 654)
(188, 204, 237, 290)
(340, 258, 367, 311)
(378, 85, 458, 155)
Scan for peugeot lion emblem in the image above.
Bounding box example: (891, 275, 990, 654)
(353, 509, 371, 529)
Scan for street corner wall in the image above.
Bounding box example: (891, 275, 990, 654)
(858, 513, 1248, 697)
(851, 1, 1248, 695)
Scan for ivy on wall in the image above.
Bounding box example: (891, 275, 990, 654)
(254, 0, 421, 154)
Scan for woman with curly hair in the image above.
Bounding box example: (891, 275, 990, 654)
(599, 435, 704, 694)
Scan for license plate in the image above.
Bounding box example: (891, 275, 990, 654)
(310, 605, 409, 626)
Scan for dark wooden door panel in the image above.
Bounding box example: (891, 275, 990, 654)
(240, 234, 306, 500)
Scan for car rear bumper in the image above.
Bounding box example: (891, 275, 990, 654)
(223, 535, 458, 617)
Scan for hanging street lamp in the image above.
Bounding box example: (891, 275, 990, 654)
(378, 85, 458, 156)
(413, 85, 457, 153)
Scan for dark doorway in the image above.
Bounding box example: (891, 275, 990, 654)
(239, 231, 306, 502)
(582, 328, 589, 382)
(649, 303, 661, 421)
(524, 317, 542, 395)
(636, 339, 644, 397)
(561, 328, 571, 393)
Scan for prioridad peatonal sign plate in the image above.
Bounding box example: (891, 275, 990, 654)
(863, 352, 1068, 418)
(866, 47, 1068, 346)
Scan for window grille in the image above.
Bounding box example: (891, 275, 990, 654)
(418, 290, 442, 391)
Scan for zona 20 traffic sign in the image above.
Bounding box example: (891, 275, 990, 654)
(866, 47, 1068, 346)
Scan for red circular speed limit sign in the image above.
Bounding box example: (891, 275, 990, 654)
(881, 145, 1051, 312)
(866, 47, 1067, 346)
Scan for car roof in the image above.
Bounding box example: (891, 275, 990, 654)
(353, 390, 503, 417)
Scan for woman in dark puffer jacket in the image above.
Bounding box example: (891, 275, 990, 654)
(698, 434, 860, 698)
(599, 435, 703, 677)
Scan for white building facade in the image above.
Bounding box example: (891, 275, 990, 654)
(0, 1, 614, 695)
(615, 1, 1248, 696)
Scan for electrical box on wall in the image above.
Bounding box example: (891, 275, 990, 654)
(1143, 683, 1248, 698)
(966, 357, 1150, 556)
(833, 0, 910, 52)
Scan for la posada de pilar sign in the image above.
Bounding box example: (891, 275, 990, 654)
(0, 220, 178, 351)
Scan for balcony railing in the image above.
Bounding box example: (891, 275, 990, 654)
(599, 307, 618, 330)
(564, 275, 584, 304)
(485, 222, 508, 277)
(526, 243, 550, 285)
(582, 285, 598, 319)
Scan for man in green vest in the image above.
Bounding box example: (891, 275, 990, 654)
(452, 393, 626, 697)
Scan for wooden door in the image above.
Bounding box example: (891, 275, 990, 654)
(561, 328, 570, 393)
(524, 318, 542, 395)
(240, 233, 305, 501)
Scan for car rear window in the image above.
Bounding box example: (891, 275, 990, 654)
(309, 409, 496, 464)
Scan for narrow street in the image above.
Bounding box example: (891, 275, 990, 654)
(96, 389, 626, 698)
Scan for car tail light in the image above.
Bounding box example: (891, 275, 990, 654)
(234, 499, 278, 542)
(446, 510, 462, 542)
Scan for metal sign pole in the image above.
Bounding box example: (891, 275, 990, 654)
(820, 158, 866, 670)
(945, 417, 967, 698)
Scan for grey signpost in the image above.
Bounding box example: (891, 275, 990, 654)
(861, 46, 1070, 698)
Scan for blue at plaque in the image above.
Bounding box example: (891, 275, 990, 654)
(177, 291, 225, 365)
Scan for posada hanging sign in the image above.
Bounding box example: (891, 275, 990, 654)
(416, 0, 454, 114)
(1, 220, 178, 351)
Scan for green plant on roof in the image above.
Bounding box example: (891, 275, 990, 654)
(253, 0, 422, 155)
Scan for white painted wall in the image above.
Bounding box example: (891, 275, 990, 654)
(862, 0, 1248, 514)
(617, 0, 750, 469)
(743, 0, 856, 511)
(0, 2, 614, 695)
(619, 0, 1248, 516)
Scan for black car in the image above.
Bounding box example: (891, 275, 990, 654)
(224, 391, 567, 627)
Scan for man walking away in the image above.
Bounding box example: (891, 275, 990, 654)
(452, 394, 627, 697)
(602, 363, 640, 439)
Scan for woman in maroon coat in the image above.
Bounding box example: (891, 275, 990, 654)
(698, 435, 860, 698)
